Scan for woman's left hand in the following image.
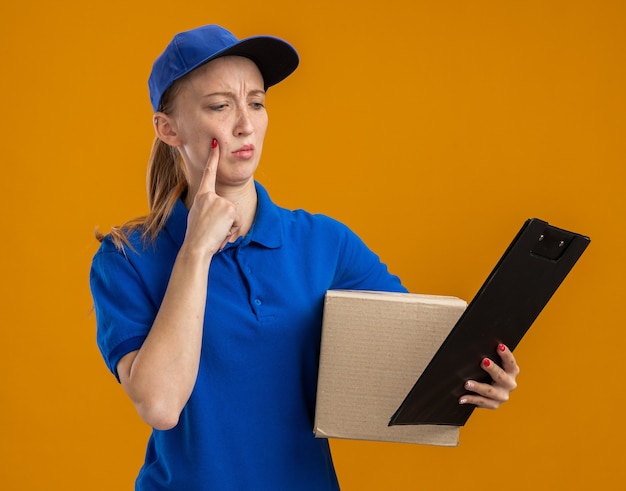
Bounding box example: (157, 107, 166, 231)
(459, 343, 520, 409)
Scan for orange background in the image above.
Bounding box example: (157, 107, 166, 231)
(1, 1, 624, 489)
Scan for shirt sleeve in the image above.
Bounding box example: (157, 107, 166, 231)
(326, 217, 408, 293)
(90, 238, 157, 380)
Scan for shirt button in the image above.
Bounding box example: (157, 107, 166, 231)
(254, 299, 262, 306)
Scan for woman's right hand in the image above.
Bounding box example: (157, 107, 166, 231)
(117, 138, 239, 430)
(118, 139, 235, 430)
(184, 138, 241, 258)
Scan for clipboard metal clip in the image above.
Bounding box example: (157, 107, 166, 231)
(531, 227, 574, 261)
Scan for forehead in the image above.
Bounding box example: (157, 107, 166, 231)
(184, 56, 265, 92)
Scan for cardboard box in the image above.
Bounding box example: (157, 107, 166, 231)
(314, 290, 467, 446)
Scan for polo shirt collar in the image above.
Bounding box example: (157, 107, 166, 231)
(163, 181, 283, 250)
(247, 181, 282, 249)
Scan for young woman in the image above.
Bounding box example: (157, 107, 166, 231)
(90, 24, 519, 490)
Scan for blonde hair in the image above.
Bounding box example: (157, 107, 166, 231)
(96, 81, 188, 249)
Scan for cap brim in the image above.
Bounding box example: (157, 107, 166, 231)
(186, 35, 299, 90)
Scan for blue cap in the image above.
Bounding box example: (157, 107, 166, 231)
(148, 24, 299, 112)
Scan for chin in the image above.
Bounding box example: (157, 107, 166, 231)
(220, 170, 257, 188)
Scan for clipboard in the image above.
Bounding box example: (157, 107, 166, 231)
(389, 218, 590, 426)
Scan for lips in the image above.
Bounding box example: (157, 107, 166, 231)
(232, 144, 255, 159)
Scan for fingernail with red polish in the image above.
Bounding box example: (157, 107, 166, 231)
(498, 343, 506, 352)
(212, 138, 217, 148)
(483, 358, 491, 368)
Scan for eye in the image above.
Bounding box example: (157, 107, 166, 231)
(208, 104, 228, 111)
(250, 102, 265, 109)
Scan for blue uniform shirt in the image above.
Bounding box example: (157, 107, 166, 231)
(90, 182, 407, 490)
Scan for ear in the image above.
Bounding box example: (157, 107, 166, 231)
(153, 112, 182, 146)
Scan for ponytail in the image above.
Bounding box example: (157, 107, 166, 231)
(142, 137, 188, 242)
(96, 137, 188, 249)
(96, 80, 188, 249)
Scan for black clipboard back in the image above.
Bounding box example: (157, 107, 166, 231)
(389, 218, 590, 427)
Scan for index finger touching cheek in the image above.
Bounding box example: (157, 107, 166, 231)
(198, 138, 220, 195)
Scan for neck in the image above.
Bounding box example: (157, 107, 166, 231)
(223, 180, 258, 238)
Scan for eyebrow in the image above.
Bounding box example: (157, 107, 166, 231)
(202, 89, 266, 98)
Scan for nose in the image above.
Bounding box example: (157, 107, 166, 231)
(233, 106, 254, 136)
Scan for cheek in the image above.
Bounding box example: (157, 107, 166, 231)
(255, 116, 269, 142)
(186, 122, 225, 153)
(256, 129, 267, 148)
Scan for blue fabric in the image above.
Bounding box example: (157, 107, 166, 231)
(90, 182, 407, 491)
